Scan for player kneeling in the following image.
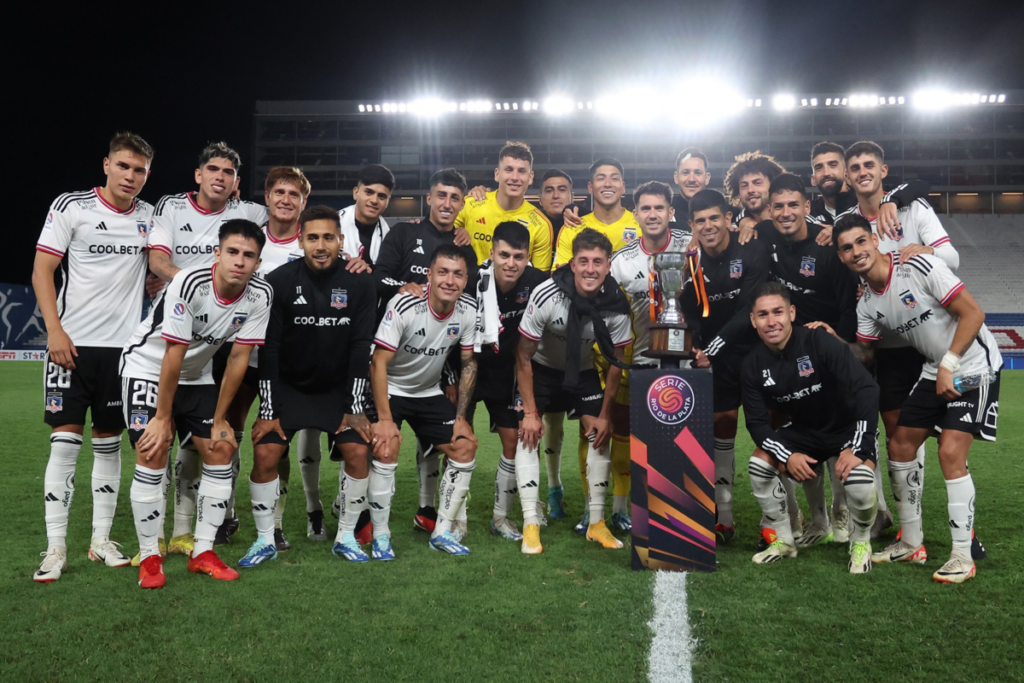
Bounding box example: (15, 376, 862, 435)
(741, 283, 880, 573)
(241, 206, 378, 566)
(120, 220, 271, 588)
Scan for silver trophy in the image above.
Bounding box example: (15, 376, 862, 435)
(649, 251, 694, 362)
(653, 252, 687, 324)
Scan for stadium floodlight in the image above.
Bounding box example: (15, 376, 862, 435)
(913, 89, 952, 110)
(408, 98, 449, 117)
(668, 78, 746, 128)
(998, 93, 1006, 102)
(810, 97, 818, 106)
(773, 94, 796, 110)
(897, 96, 905, 104)
(543, 95, 575, 116)
(595, 87, 664, 124)
(358, 104, 366, 113)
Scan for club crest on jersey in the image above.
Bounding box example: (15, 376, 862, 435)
(137, 221, 148, 237)
(230, 314, 248, 329)
(446, 324, 460, 340)
(900, 290, 917, 309)
(173, 303, 186, 316)
(730, 260, 743, 279)
(797, 356, 815, 377)
(45, 394, 63, 413)
(623, 228, 637, 242)
(799, 257, 815, 277)
(516, 289, 530, 304)
(892, 224, 905, 241)
(331, 289, 348, 309)
(129, 412, 149, 430)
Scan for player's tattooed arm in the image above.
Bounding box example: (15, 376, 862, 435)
(455, 349, 478, 421)
(851, 340, 875, 367)
(148, 249, 180, 283)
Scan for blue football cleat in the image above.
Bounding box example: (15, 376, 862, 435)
(238, 537, 278, 568)
(332, 533, 369, 563)
(429, 531, 471, 555)
(611, 510, 632, 533)
(574, 509, 590, 535)
(547, 485, 567, 519)
(371, 534, 396, 561)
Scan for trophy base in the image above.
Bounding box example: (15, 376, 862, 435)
(647, 323, 693, 363)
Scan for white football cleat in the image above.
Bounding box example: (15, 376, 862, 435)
(832, 507, 851, 543)
(34, 547, 68, 583)
(849, 541, 872, 574)
(752, 539, 797, 564)
(871, 539, 928, 565)
(932, 555, 976, 584)
(88, 538, 131, 567)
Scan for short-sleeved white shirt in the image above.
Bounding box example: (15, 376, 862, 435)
(148, 193, 268, 270)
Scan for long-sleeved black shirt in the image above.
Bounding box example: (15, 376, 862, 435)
(810, 180, 929, 224)
(259, 258, 376, 418)
(741, 326, 879, 462)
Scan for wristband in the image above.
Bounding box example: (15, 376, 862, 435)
(939, 351, 961, 373)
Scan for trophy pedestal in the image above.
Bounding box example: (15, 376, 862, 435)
(647, 323, 693, 368)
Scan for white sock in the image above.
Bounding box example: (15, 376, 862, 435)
(193, 464, 233, 557)
(889, 459, 924, 548)
(337, 470, 368, 538)
(585, 438, 611, 523)
(226, 431, 243, 518)
(714, 438, 735, 527)
(249, 477, 279, 542)
(44, 432, 82, 549)
(274, 479, 287, 530)
(159, 458, 171, 541)
(171, 443, 201, 537)
(516, 441, 542, 527)
(826, 457, 847, 513)
(843, 464, 878, 543)
(90, 435, 121, 540)
(296, 429, 323, 513)
(494, 456, 517, 521)
(368, 461, 396, 538)
(945, 474, 975, 559)
(782, 475, 800, 530)
(417, 441, 440, 509)
(131, 464, 165, 560)
(543, 413, 564, 489)
(802, 475, 830, 530)
(749, 458, 794, 545)
(434, 459, 475, 537)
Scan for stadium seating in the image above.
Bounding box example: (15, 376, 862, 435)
(940, 214, 1024, 313)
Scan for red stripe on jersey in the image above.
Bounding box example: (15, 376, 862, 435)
(868, 254, 894, 296)
(614, 339, 631, 348)
(640, 236, 672, 255)
(460, 344, 474, 350)
(373, 338, 398, 351)
(929, 236, 951, 248)
(426, 291, 455, 321)
(234, 338, 264, 346)
(266, 224, 300, 244)
(211, 265, 246, 305)
(36, 244, 65, 257)
(186, 193, 227, 216)
(93, 187, 136, 215)
(150, 244, 172, 255)
(856, 332, 882, 342)
(519, 329, 541, 341)
(162, 333, 190, 345)
(940, 282, 965, 306)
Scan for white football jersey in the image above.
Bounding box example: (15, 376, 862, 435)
(374, 291, 478, 398)
(148, 193, 268, 270)
(120, 264, 273, 385)
(36, 188, 153, 347)
(610, 229, 692, 365)
(519, 279, 632, 371)
(856, 254, 1002, 381)
(842, 199, 957, 270)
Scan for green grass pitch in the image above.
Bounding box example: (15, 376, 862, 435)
(2, 362, 1021, 682)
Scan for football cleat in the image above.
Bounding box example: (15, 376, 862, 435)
(355, 511, 373, 546)
(188, 550, 239, 581)
(849, 541, 873, 574)
(332, 533, 369, 563)
(138, 555, 166, 589)
(796, 525, 834, 548)
(307, 510, 327, 541)
(932, 555, 976, 584)
(521, 524, 543, 555)
(715, 524, 736, 543)
(971, 530, 986, 561)
(274, 528, 291, 551)
(490, 517, 523, 541)
(547, 485, 566, 519)
(130, 538, 166, 567)
(238, 537, 278, 568)
(756, 527, 777, 552)
(871, 509, 894, 539)
(214, 517, 240, 546)
(833, 507, 851, 544)
(586, 520, 624, 549)
(574, 509, 591, 535)
(451, 520, 468, 543)
(413, 506, 437, 533)
(429, 531, 471, 555)
(871, 539, 928, 564)
(611, 510, 633, 533)
(167, 533, 195, 556)
(34, 547, 68, 583)
(752, 539, 798, 564)
(88, 538, 131, 567)
(371, 534, 396, 561)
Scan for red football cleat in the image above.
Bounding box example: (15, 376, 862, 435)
(413, 506, 437, 533)
(138, 555, 166, 589)
(355, 519, 374, 546)
(188, 550, 239, 581)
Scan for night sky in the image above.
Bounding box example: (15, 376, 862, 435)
(8, 0, 1021, 284)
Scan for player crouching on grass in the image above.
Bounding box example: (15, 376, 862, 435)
(741, 282, 880, 573)
(370, 245, 481, 556)
(120, 220, 272, 588)
(241, 206, 378, 566)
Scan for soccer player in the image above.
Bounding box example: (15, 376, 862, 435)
(555, 158, 641, 267)
(680, 190, 774, 543)
(723, 151, 786, 227)
(671, 147, 712, 223)
(121, 219, 272, 588)
(240, 205, 377, 566)
(32, 132, 155, 582)
(835, 215, 1001, 583)
(339, 164, 394, 267)
(146, 142, 268, 559)
(455, 141, 554, 271)
(538, 169, 575, 247)
(741, 282, 880, 573)
(517, 228, 633, 553)
(370, 245, 480, 555)
(468, 221, 549, 540)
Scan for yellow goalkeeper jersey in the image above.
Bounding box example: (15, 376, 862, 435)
(553, 209, 641, 268)
(455, 191, 554, 271)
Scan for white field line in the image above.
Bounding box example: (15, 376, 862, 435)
(647, 571, 696, 683)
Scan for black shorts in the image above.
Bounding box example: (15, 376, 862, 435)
(775, 423, 879, 465)
(389, 394, 458, 448)
(43, 347, 124, 430)
(525, 362, 604, 420)
(121, 377, 216, 447)
(875, 346, 926, 413)
(466, 366, 519, 430)
(212, 343, 260, 388)
(898, 372, 1000, 442)
(258, 426, 367, 453)
(709, 350, 745, 414)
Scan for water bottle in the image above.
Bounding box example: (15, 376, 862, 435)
(953, 370, 993, 393)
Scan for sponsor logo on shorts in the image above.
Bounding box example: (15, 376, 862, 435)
(130, 412, 149, 430)
(646, 376, 695, 425)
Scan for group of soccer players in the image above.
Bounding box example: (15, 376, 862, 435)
(32, 131, 1000, 588)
